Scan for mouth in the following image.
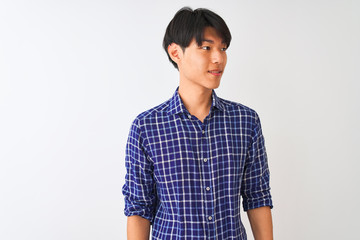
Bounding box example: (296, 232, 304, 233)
(208, 70, 223, 76)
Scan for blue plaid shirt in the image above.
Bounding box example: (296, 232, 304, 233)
(122, 88, 273, 239)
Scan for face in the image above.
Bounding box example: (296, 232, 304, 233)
(176, 27, 228, 91)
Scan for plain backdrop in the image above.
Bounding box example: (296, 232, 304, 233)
(1, 0, 359, 239)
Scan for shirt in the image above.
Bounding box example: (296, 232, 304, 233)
(122, 88, 273, 240)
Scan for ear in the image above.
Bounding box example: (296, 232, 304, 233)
(167, 43, 183, 65)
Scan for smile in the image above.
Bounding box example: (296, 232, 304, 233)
(208, 70, 222, 76)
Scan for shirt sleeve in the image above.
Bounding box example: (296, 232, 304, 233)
(241, 112, 273, 211)
(122, 118, 157, 223)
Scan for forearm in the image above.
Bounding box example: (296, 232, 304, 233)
(247, 206, 273, 240)
(127, 215, 150, 240)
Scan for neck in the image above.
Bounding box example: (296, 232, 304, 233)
(178, 82, 213, 122)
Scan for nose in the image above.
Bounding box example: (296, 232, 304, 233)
(211, 49, 225, 64)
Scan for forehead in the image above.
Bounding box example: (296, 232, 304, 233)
(200, 27, 226, 44)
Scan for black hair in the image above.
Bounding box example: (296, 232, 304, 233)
(163, 7, 232, 69)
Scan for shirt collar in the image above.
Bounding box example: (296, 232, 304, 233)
(167, 87, 225, 115)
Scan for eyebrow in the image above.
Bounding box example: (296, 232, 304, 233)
(202, 39, 226, 44)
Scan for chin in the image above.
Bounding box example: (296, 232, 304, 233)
(208, 80, 221, 90)
(208, 85, 219, 90)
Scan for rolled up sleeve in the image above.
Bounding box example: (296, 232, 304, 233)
(122, 119, 157, 223)
(241, 112, 273, 211)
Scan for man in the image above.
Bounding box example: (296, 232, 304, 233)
(122, 7, 273, 240)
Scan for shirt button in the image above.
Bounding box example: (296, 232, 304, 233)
(208, 216, 213, 221)
(188, 115, 191, 119)
(203, 158, 208, 162)
(206, 187, 211, 191)
(202, 130, 205, 134)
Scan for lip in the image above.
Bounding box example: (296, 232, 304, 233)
(208, 69, 223, 76)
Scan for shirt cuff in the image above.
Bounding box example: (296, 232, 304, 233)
(124, 198, 156, 224)
(242, 189, 273, 211)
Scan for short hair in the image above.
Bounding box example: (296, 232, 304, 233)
(163, 7, 232, 69)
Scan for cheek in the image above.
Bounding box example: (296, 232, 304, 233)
(190, 57, 206, 71)
(198, 56, 209, 69)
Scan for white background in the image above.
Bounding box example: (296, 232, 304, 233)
(1, 0, 359, 239)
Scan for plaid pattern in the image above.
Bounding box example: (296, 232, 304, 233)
(122, 88, 273, 239)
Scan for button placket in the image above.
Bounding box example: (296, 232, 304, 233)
(200, 124, 215, 233)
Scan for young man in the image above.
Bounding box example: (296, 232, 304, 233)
(122, 7, 273, 240)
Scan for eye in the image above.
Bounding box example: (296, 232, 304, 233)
(201, 46, 211, 50)
(221, 47, 227, 52)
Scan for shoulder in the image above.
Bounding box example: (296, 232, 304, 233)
(218, 97, 264, 139)
(218, 97, 260, 120)
(131, 98, 172, 127)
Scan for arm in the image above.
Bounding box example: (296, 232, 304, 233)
(122, 119, 156, 239)
(127, 215, 150, 240)
(241, 112, 273, 239)
(247, 206, 273, 240)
